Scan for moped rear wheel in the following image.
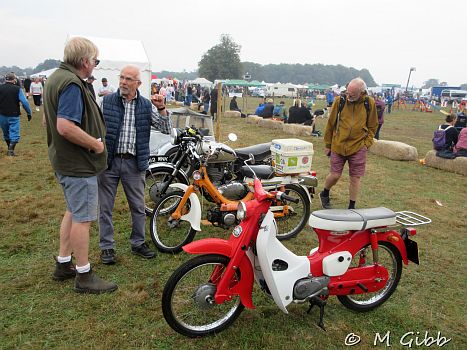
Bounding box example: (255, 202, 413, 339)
(162, 254, 244, 338)
(337, 241, 402, 312)
(150, 191, 196, 253)
(274, 184, 310, 240)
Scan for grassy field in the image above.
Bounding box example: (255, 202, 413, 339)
(0, 97, 466, 349)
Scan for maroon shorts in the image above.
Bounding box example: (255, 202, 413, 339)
(330, 147, 368, 177)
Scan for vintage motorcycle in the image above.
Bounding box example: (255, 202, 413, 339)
(149, 129, 317, 253)
(161, 170, 431, 337)
(145, 126, 272, 216)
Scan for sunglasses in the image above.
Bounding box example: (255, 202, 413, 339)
(93, 58, 100, 67)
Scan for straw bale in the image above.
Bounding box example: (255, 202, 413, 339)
(246, 115, 262, 124)
(259, 118, 283, 129)
(283, 123, 313, 136)
(424, 150, 467, 176)
(224, 111, 241, 118)
(369, 139, 418, 161)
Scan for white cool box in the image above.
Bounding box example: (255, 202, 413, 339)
(271, 138, 314, 174)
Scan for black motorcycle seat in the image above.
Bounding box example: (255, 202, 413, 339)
(235, 142, 271, 162)
(240, 165, 275, 180)
(309, 207, 396, 231)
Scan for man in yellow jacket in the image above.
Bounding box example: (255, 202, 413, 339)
(320, 78, 378, 209)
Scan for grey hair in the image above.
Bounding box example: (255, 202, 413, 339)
(63, 37, 99, 69)
(349, 77, 367, 93)
(121, 64, 141, 81)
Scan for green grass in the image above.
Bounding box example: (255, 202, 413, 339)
(0, 99, 466, 349)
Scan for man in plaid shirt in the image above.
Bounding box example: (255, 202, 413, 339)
(98, 65, 172, 264)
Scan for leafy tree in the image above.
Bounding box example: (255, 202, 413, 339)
(422, 79, 440, 89)
(198, 35, 242, 81)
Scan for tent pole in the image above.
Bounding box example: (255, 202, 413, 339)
(215, 82, 222, 140)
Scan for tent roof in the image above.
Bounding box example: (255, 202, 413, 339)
(190, 77, 212, 85)
(70, 35, 150, 71)
(307, 84, 332, 90)
(224, 79, 265, 87)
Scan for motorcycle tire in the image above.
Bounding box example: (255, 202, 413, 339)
(145, 166, 189, 216)
(337, 241, 402, 312)
(162, 254, 244, 338)
(274, 184, 310, 240)
(165, 147, 196, 178)
(150, 190, 197, 253)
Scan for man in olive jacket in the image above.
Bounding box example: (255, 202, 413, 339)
(320, 78, 378, 209)
(44, 37, 117, 294)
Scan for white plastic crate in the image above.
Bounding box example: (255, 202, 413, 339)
(270, 138, 314, 174)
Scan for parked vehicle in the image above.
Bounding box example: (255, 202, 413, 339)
(145, 126, 273, 216)
(266, 83, 298, 98)
(161, 173, 430, 337)
(149, 130, 317, 253)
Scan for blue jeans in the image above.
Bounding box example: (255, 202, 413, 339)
(0, 115, 20, 142)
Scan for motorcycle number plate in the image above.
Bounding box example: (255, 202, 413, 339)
(405, 238, 419, 265)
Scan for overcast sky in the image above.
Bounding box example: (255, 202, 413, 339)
(1, 0, 465, 87)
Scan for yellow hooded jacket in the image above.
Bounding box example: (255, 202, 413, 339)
(324, 94, 378, 156)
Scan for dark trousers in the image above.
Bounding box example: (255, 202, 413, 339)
(98, 156, 146, 250)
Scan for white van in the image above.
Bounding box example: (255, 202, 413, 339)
(441, 89, 467, 102)
(266, 84, 298, 98)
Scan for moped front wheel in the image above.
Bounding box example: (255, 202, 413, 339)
(274, 184, 310, 240)
(162, 254, 244, 338)
(337, 241, 402, 312)
(150, 191, 197, 253)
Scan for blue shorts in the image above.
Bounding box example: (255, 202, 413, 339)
(56, 173, 98, 222)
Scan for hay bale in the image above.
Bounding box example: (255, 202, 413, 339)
(224, 110, 241, 118)
(246, 115, 262, 124)
(424, 150, 467, 176)
(175, 101, 184, 106)
(258, 118, 283, 130)
(282, 123, 313, 136)
(369, 139, 418, 161)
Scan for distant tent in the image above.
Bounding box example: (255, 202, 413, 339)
(189, 77, 213, 88)
(31, 68, 57, 78)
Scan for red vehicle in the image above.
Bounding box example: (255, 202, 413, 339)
(161, 176, 430, 337)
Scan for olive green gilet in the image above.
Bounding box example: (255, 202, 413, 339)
(44, 63, 107, 176)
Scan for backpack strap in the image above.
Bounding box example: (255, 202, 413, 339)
(334, 95, 371, 131)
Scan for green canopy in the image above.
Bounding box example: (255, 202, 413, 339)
(248, 80, 266, 87)
(223, 79, 250, 86)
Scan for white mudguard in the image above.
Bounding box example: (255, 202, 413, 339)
(168, 183, 202, 231)
(256, 211, 310, 313)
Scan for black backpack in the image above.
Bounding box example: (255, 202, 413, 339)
(334, 94, 370, 131)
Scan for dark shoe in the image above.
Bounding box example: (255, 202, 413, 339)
(52, 257, 76, 281)
(7, 142, 17, 156)
(74, 268, 118, 294)
(131, 242, 156, 259)
(101, 249, 116, 265)
(319, 191, 332, 209)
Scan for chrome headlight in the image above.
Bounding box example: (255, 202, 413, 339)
(170, 128, 180, 145)
(236, 201, 247, 221)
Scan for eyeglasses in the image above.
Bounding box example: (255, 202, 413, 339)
(119, 75, 140, 83)
(93, 58, 100, 66)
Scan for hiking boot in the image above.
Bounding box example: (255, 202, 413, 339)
(319, 191, 332, 209)
(7, 142, 17, 157)
(131, 242, 156, 259)
(101, 249, 116, 265)
(74, 269, 118, 294)
(52, 257, 76, 281)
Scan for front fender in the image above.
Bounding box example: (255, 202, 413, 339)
(169, 183, 201, 231)
(183, 238, 255, 309)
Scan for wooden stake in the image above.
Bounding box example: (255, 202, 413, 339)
(215, 82, 222, 140)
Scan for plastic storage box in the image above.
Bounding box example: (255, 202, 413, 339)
(270, 138, 314, 174)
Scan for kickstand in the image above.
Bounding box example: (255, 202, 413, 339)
(307, 296, 327, 331)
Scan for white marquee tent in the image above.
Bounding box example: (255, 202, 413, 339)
(70, 35, 151, 99)
(31, 68, 57, 78)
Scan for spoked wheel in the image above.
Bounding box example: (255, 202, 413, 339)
(145, 167, 188, 216)
(150, 191, 197, 253)
(337, 241, 402, 311)
(273, 184, 310, 240)
(162, 254, 244, 338)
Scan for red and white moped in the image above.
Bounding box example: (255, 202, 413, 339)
(161, 173, 430, 337)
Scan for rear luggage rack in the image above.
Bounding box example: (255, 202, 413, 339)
(395, 211, 432, 226)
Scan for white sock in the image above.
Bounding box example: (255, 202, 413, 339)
(57, 255, 72, 263)
(76, 263, 91, 274)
